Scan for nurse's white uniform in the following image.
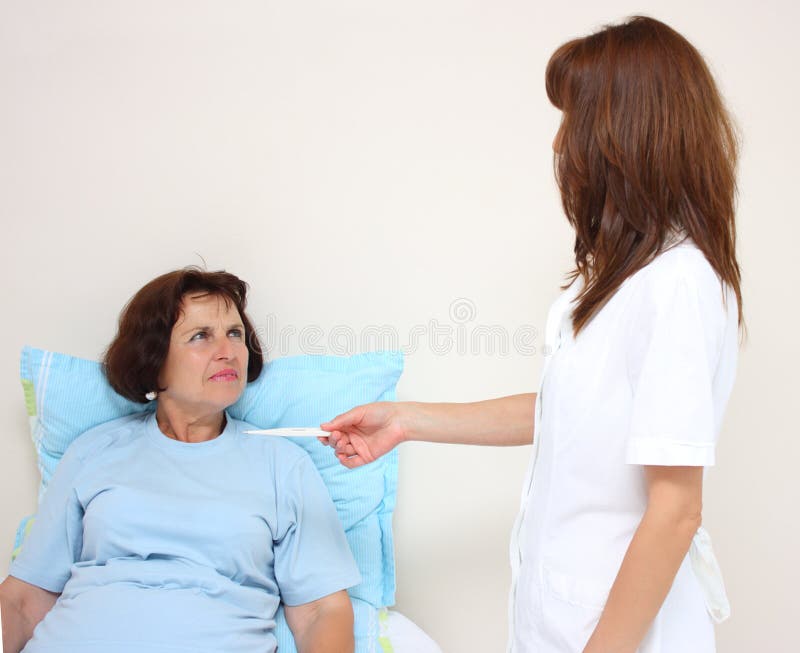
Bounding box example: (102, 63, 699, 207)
(508, 234, 737, 652)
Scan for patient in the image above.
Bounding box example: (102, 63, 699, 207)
(0, 267, 360, 653)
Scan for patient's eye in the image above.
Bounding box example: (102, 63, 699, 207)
(228, 328, 244, 338)
(190, 331, 207, 341)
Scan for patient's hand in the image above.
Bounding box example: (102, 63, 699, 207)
(319, 402, 408, 468)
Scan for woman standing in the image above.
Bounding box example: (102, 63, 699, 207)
(321, 16, 743, 653)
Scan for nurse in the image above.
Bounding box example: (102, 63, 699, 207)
(320, 15, 744, 653)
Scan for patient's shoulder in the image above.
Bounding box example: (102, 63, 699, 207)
(231, 418, 311, 465)
(66, 412, 150, 462)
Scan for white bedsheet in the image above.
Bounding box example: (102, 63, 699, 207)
(382, 609, 443, 653)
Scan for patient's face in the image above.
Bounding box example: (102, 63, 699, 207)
(157, 293, 249, 415)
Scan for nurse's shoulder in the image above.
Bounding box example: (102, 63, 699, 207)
(625, 238, 732, 372)
(633, 239, 727, 311)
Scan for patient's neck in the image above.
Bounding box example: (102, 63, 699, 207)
(154, 401, 226, 443)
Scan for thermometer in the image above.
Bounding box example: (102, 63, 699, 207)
(243, 427, 329, 438)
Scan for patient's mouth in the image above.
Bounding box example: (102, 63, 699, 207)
(210, 369, 238, 382)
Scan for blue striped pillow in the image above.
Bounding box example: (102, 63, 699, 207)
(17, 345, 401, 611)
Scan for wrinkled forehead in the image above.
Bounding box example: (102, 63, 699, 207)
(173, 292, 241, 328)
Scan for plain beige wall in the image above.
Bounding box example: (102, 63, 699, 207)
(1, 1, 797, 651)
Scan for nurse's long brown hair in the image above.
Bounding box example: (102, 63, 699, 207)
(546, 16, 745, 341)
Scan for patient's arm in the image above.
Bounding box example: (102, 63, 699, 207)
(320, 393, 537, 468)
(0, 575, 59, 653)
(284, 589, 354, 653)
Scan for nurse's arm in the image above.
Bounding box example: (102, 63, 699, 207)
(322, 393, 538, 468)
(582, 465, 703, 653)
(404, 393, 538, 446)
(284, 589, 354, 653)
(0, 575, 59, 653)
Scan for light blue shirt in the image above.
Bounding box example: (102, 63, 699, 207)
(10, 411, 361, 653)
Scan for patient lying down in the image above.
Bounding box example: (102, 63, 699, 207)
(0, 268, 360, 653)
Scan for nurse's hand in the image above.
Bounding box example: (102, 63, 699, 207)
(319, 402, 409, 468)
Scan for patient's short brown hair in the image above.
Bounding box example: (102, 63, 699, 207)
(103, 267, 264, 403)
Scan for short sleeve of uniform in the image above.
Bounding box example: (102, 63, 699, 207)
(273, 454, 361, 606)
(8, 440, 87, 592)
(625, 264, 727, 467)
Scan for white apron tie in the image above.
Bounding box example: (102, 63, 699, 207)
(689, 526, 731, 623)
